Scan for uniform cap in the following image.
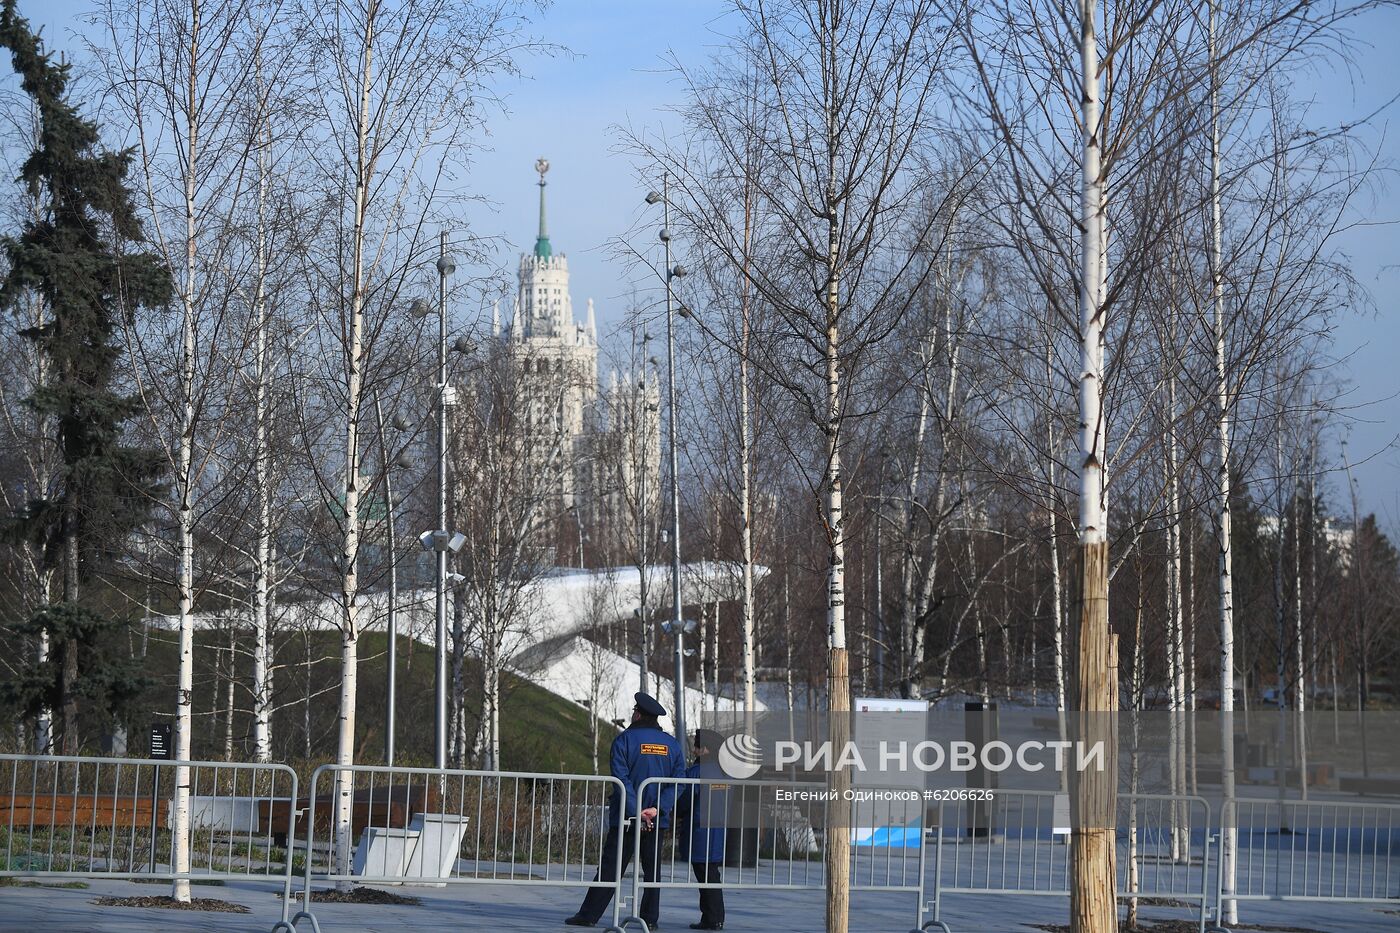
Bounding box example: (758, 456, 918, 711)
(634, 692, 667, 718)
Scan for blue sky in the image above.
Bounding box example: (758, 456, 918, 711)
(28, 0, 1400, 527)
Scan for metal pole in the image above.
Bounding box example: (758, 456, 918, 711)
(638, 349, 650, 694)
(435, 230, 449, 771)
(662, 175, 685, 743)
(149, 766, 160, 873)
(374, 393, 398, 767)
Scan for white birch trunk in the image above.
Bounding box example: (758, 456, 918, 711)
(1210, 3, 1238, 921)
(783, 573, 795, 748)
(1166, 353, 1186, 860)
(36, 626, 51, 752)
(1049, 463, 1067, 792)
(298, 628, 310, 759)
(1071, 0, 1115, 927)
(699, 601, 708, 709)
(1127, 593, 1144, 930)
(1045, 337, 1068, 793)
(899, 341, 931, 697)
(918, 297, 960, 689)
(170, 1, 203, 901)
(24, 281, 54, 752)
(739, 185, 757, 728)
(223, 636, 235, 760)
(485, 618, 501, 770)
(1187, 521, 1198, 796)
(823, 87, 851, 924)
(824, 311, 851, 933)
(1293, 459, 1308, 800)
(709, 596, 719, 712)
(251, 96, 273, 764)
(332, 2, 377, 888)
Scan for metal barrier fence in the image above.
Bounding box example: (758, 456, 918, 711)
(0, 753, 300, 925)
(923, 789, 1218, 933)
(620, 776, 930, 933)
(9, 753, 1397, 933)
(1211, 796, 1400, 933)
(281, 764, 628, 932)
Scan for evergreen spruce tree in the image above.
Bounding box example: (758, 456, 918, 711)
(0, 0, 170, 753)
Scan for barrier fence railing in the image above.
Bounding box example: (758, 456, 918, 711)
(1211, 796, 1400, 933)
(1117, 793, 1217, 933)
(620, 776, 929, 933)
(8, 752, 1398, 933)
(0, 753, 300, 925)
(922, 789, 1218, 933)
(283, 764, 628, 932)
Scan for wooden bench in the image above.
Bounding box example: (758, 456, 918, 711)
(0, 793, 168, 830)
(258, 784, 442, 848)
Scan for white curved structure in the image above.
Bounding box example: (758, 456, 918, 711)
(149, 561, 765, 723)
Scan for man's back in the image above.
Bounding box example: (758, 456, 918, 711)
(609, 722, 686, 826)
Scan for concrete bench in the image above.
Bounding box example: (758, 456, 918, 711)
(258, 784, 442, 848)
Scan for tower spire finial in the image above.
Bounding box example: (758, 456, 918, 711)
(533, 157, 551, 259)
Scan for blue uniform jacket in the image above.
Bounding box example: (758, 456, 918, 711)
(607, 723, 687, 829)
(677, 758, 729, 864)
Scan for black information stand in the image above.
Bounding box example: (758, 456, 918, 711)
(149, 724, 172, 872)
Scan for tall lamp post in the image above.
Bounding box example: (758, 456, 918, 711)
(436, 235, 453, 770)
(410, 232, 457, 770)
(635, 333, 657, 694)
(645, 179, 688, 743)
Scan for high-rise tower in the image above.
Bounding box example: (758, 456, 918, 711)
(498, 158, 657, 564)
(508, 158, 597, 507)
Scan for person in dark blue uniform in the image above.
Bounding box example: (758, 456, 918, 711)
(566, 691, 686, 928)
(676, 729, 728, 930)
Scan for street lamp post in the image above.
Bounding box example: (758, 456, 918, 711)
(434, 232, 455, 770)
(646, 178, 687, 744)
(636, 335, 655, 694)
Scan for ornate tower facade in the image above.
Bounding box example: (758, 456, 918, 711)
(500, 158, 659, 565)
(508, 158, 598, 508)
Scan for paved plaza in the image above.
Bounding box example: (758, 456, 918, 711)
(0, 875, 1393, 933)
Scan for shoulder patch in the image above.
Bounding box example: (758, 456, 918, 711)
(639, 743, 670, 755)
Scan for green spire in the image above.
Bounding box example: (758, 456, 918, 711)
(534, 157, 551, 259)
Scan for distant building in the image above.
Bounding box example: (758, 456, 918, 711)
(487, 158, 659, 563)
(1258, 513, 1354, 567)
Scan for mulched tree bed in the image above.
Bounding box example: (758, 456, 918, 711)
(304, 886, 422, 906)
(92, 895, 250, 913)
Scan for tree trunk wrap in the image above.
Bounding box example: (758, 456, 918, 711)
(1071, 540, 1117, 933)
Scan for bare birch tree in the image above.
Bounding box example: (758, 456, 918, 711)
(291, 0, 535, 881)
(636, 3, 953, 929)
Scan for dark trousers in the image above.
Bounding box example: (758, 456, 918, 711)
(691, 861, 724, 925)
(577, 823, 663, 924)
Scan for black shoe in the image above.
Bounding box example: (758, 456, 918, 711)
(564, 917, 595, 927)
